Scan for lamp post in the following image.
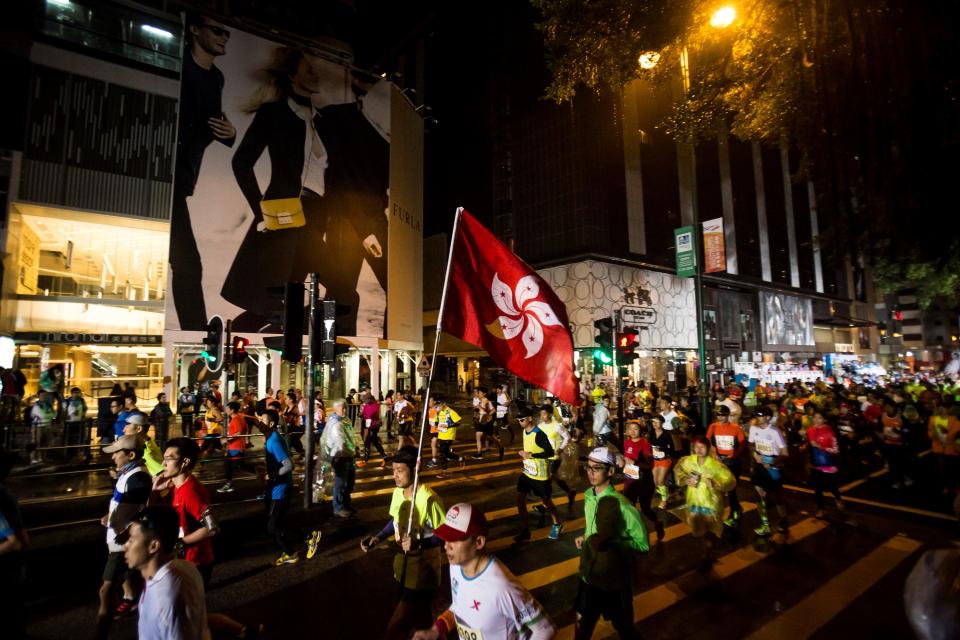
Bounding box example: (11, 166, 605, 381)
(639, 5, 737, 426)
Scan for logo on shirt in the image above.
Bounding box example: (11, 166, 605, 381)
(471, 599, 481, 611)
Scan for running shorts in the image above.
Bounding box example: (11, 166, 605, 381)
(751, 464, 783, 492)
(517, 474, 552, 500)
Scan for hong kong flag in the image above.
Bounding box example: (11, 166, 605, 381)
(442, 209, 580, 404)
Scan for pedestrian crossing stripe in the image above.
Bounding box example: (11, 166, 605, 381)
(515, 503, 759, 592)
(556, 516, 831, 639)
(743, 535, 922, 639)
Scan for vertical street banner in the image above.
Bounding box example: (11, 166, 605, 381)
(675, 226, 696, 277)
(387, 85, 424, 344)
(165, 14, 422, 342)
(702, 217, 726, 274)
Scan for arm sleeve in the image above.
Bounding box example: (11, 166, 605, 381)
(556, 424, 571, 450)
(278, 457, 293, 477)
(532, 430, 554, 459)
(231, 107, 271, 222)
(376, 520, 395, 541)
(498, 580, 556, 639)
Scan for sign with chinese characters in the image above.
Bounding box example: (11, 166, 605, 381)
(702, 218, 726, 273)
(675, 226, 696, 277)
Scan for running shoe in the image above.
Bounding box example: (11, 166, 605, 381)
(274, 552, 300, 566)
(754, 522, 772, 537)
(425, 459, 437, 469)
(334, 509, 353, 519)
(459, 457, 466, 470)
(549, 523, 563, 540)
(513, 528, 531, 543)
(436, 472, 447, 479)
(217, 483, 234, 493)
(306, 530, 322, 559)
(355, 459, 368, 468)
(533, 504, 547, 514)
(472, 453, 484, 459)
(722, 511, 740, 527)
(114, 598, 137, 619)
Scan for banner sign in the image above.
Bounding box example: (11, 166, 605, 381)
(16, 332, 162, 345)
(165, 16, 422, 343)
(702, 217, 726, 273)
(675, 226, 696, 277)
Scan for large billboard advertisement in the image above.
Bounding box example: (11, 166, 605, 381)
(760, 292, 814, 350)
(166, 14, 421, 343)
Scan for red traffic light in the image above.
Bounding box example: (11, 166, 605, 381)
(618, 328, 639, 359)
(232, 336, 250, 363)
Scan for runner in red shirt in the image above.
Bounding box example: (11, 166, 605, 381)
(620, 418, 663, 541)
(219, 401, 248, 493)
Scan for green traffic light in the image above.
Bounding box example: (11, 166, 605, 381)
(201, 350, 216, 362)
(593, 349, 612, 364)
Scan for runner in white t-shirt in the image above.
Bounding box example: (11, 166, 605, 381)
(411, 502, 556, 640)
(747, 407, 789, 537)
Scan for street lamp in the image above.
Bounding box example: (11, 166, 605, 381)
(709, 6, 737, 29)
(639, 51, 661, 70)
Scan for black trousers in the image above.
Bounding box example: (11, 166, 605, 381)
(811, 469, 842, 509)
(169, 194, 207, 330)
(265, 491, 293, 555)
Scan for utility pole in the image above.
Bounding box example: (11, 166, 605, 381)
(612, 310, 623, 442)
(303, 273, 318, 510)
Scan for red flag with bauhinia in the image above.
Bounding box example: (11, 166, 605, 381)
(443, 209, 581, 404)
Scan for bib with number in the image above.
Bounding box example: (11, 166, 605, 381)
(714, 434, 736, 452)
(652, 446, 665, 460)
(522, 458, 539, 477)
(755, 439, 775, 456)
(624, 463, 640, 479)
(457, 623, 484, 640)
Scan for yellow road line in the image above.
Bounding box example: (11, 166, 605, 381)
(744, 535, 922, 639)
(556, 516, 829, 639)
(516, 504, 757, 592)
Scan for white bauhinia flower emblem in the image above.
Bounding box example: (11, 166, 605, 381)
(488, 273, 562, 358)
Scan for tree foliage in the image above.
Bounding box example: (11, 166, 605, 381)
(530, 0, 960, 307)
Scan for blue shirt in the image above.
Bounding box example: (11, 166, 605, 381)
(265, 431, 291, 500)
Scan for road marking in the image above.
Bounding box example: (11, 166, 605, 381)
(738, 474, 955, 522)
(354, 456, 518, 486)
(839, 450, 931, 492)
(515, 504, 757, 592)
(743, 535, 923, 639)
(556, 516, 829, 639)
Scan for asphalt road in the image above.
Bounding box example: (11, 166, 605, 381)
(14, 429, 959, 639)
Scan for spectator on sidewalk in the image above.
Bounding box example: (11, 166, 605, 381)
(151, 392, 174, 448)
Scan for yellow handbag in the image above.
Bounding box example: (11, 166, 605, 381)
(260, 197, 306, 230)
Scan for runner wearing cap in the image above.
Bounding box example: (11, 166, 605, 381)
(97, 434, 151, 633)
(747, 408, 789, 537)
(514, 405, 563, 542)
(360, 446, 446, 640)
(575, 447, 648, 639)
(673, 435, 736, 571)
(122, 413, 163, 477)
(411, 502, 556, 640)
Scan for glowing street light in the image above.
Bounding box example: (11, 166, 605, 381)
(638, 51, 661, 70)
(709, 6, 736, 28)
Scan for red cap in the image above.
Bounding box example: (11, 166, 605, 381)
(434, 503, 489, 542)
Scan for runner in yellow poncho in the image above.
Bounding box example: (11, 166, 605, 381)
(673, 435, 737, 572)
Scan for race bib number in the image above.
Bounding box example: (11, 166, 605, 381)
(624, 463, 640, 479)
(365, 419, 372, 428)
(522, 459, 539, 476)
(457, 623, 484, 640)
(652, 446, 665, 460)
(755, 439, 775, 456)
(715, 435, 735, 452)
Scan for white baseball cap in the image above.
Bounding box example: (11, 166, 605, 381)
(587, 447, 616, 466)
(434, 502, 489, 542)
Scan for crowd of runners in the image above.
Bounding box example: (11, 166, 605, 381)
(3, 373, 960, 639)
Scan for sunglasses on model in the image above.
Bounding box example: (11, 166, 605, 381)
(201, 24, 230, 38)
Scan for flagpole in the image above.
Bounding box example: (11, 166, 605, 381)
(405, 206, 464, 540)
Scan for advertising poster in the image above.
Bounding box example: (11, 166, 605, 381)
(760, 292, 814, 349)
(166, 14, 420, 341)
(674, 226, 695, 277)
(702, 217, 726, 273)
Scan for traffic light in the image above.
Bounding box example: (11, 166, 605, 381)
(312, 300, 350, 363)
(265, 283, 305, 362)
(202, 315, 224, 374)
(232, 336, 249, 364)
(594, 317, 614, 351)
(618, 327, 639, 361)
